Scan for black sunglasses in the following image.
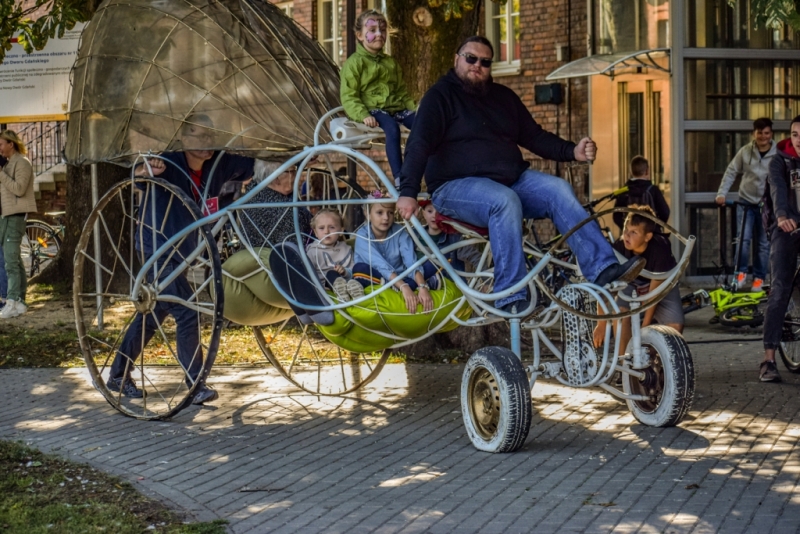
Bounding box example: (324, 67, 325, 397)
(458, 52, 492, 68)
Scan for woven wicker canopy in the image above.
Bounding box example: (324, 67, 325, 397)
(66, 0, 341, 165)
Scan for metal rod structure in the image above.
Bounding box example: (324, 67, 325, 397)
(91, 163, 104, 329)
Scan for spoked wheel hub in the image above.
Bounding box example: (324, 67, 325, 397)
(133, 284, 158, 314)
(468, 368, 501, 440)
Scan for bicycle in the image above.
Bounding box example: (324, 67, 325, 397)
(21, 212, 65, 278)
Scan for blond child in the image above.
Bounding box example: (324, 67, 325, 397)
(306, 209, 364, 302)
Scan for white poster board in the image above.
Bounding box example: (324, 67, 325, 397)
(0, 23, 84, 123)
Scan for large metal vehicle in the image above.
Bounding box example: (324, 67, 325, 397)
(67, 0, 696, 453)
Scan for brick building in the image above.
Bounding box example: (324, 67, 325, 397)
(274, 0, 800, 278)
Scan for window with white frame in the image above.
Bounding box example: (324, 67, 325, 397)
(318, 0, 344, 65)
(485, 0, 520, 76)
(276, 1, 293, 18)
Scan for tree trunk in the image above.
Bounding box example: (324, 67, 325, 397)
(387, 2, 493, 357)
(34, 162, 128, 290)
(388, 1, 482, 102)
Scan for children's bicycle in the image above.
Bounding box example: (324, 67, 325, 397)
(21, 212, 65, 278)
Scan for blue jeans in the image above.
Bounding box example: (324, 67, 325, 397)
(432, 171, 617, 307)
(735, 202, 769, 280)
(109, 263, 203, 384)
(370, 109, 415, 180)
(0, 244, 7, 299)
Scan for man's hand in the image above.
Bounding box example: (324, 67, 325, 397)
(137, 158, 166, 177)
(363, 116, 378, 128)
(574, 137, 597, 162)
(778, 216, 797, 233)
(715, 196, 726, 206)
(397, 196, 419, 220)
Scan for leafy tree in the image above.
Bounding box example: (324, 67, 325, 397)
(0, 0, 92, 63)
(730, 0, 800, 30)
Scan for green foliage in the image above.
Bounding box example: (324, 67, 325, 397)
(0, 0, 92, 63)
(728, 0, 800, 30)
(428, 0, 505, 21)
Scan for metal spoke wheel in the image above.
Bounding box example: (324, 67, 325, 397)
(21, 220, 61, 278)
(253, 322, 390, 395)
(623, 325, 695, 427)
(778, 278, 800, 373)
(461, 346, 532, 453)
(74, 177, 224, 420)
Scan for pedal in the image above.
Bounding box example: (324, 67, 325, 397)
(558, 286, 600, 386)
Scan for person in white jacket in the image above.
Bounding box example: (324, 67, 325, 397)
(715, 117, 776, 291)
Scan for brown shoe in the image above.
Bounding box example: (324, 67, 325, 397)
(759, 360, 782, 382)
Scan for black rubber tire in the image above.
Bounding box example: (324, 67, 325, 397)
(22, 220, 61, 278)
(74, 177, 224, 420)
(623, 325, 695, 427)
(778, 277, 800, 374)
(718, 304, 765, 328)
(461, 346, 532, 453)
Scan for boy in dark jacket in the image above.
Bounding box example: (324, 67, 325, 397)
(760, 114, 800, 382)
(613, 155, 670, 232)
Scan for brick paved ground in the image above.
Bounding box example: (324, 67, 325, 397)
(2, 306, 799, 533)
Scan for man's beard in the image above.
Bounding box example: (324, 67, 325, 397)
(458, 71, 490, 97)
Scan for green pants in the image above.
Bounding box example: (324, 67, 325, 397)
(0, 215, 27, 303)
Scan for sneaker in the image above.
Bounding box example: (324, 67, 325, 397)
(346, 279, 365, 300)
(734, 272, 746, 290)
(106, 376, 145, 398)
(192, 384, 219, 405)
(594, 257, 647, 287)
(759, 360, 782, 382)
(751, 278, 764, 291)
(0, 300, 25, 319)
(332, 277, 351, 302)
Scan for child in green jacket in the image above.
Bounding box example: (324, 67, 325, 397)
(340, 10, 416, 186)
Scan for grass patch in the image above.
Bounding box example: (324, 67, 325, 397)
(0, 440, 227, 534)
(0, 328, 83, 369)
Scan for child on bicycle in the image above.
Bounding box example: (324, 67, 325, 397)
(306, 209, 363, 302)
(759, 114, 800, 382)
(340, 10, 416, 186)
(353, 192, 440, 314)
(594, 205, 683, 353)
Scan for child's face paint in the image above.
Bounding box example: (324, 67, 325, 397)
(358, 17, 386, 54)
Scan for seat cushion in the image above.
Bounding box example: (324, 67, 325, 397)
(317, 278, 472, 352)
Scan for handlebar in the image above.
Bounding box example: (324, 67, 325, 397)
(583, 185, 629, 210)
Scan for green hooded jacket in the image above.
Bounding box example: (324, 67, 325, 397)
(340, 43, 416, 122)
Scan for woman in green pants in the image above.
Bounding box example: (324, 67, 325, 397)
(0, 130, 36, 319)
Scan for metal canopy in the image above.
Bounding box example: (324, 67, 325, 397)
(545, 48, 671, 81)
(66, 0, 342, 165)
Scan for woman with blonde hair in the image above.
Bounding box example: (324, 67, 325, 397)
(0, 130, 36, 318)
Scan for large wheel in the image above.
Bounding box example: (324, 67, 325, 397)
(21, 220, 61, 278)
(778, 278, 800, 373)
(74, 177, 224, 420)
(253, 322, 390, 395)
(461, 346, 532, 453)
(718, 303, 765, 328)
(623, 325, 695, 427)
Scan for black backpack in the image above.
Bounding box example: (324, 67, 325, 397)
(627, 183, 657, 213)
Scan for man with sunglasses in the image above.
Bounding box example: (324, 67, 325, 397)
(396, 36, 645, 313)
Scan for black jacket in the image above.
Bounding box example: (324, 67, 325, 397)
(613, 178, 671, 230)
(397, 70, 576, 198)
(768, 138, 800, 227)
